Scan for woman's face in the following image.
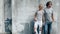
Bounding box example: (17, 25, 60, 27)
(39, 5, 43, 10)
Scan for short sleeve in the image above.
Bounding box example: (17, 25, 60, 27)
(35, 10, 38, 16)
(51, 8, 54, 16)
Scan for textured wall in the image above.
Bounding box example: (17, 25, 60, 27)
(12, 0, 60, 34)
(0, 0, 5, 33)
(4, 0, 12, 34)
(0, 0, 60, 34)
(12, 0, 39, 34)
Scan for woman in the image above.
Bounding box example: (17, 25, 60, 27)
(34, 4, 44, 34)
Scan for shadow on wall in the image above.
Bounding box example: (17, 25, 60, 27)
(30, 19, 34, 34)
(19, 22, 30, 34)
(29, 19, 39, 34)
(24, 23, 30, 34)
(23, 19, 35, 34)
(5, 18, 12, 34)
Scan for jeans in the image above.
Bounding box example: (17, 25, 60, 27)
(43, 22, 52, 34)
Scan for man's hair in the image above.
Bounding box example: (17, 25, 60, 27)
(46, 1, 52, 7)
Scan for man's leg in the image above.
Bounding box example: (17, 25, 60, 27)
(48, 22, 52, 34)
(44, 23, 48, 34)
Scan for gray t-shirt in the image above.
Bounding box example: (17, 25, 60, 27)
(44, 8, 53, 22)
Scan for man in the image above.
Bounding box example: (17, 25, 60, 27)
(44, 1, 54, 34)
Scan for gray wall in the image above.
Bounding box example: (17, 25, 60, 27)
(4, 0, 12, 34)
(12, 0, 60, 34)
(12, 0, 39, 34)
(0, 0, 5, 33)
(0, 0, 60, 34)
(4, 0, 12, 19)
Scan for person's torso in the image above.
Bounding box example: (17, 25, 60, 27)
(44, 8, 53, 22)
(36, 10, 44, 21)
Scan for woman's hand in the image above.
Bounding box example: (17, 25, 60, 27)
(34, 18, 37, 21)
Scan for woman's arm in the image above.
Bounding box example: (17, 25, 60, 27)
(34, 12, 37, 21)
(52, 11, 54, 22)
(52, 13, 54, 22)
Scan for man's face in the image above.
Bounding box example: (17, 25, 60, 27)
(48, 3, 52, 8)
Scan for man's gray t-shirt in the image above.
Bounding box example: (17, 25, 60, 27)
(44, 8, 53, 22)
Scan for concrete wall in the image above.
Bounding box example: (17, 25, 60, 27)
(0, 0, 60, 34)
(12, 0, 60, 34)
(12, 0, 39, 34)
(0, 0, 5, 33)
(4, 0, 12, 34)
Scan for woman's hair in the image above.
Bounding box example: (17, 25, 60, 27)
(46, 1, 52, 7)
(39, 4, 42, 7)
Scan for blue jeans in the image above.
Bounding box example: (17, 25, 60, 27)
(43, 22, 52, 34)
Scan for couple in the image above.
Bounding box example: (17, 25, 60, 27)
(34, 1, 54, 34)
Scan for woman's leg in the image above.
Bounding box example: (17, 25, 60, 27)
(34, 21, 38, 34)
(39, 21, 42, 34)
(34, 27, 38, 34)
(39, 27, 42, 34)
